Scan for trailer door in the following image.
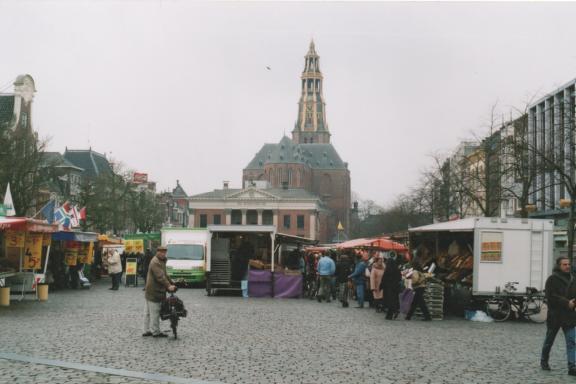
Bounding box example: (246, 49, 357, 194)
(529, 231, 545, 290)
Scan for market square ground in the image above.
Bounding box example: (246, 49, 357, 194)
(0, 281, 572, 384)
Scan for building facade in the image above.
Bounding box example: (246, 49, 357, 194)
(242, 41, 351, 242)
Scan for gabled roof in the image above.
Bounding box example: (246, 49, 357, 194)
(245, 136, 347, 170)
(0, 95, 15, 127)
(172, 181, 188, 198)
(41, 152, 84, 171)
(64, 149, 113, 178)
(189, 187, 321, 201)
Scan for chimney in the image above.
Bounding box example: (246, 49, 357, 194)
(223, 181, 229, 190)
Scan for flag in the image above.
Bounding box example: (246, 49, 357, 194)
(79, 207, 86, 221)
(41, 200, 56, 224)
(61, 201, 71, 213)
(3, 183, 15, 216)
(54, 207, 69, 224)
(70, 206, 80, 228)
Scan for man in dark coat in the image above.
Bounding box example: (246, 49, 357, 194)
(143, 247, 176, 338)
(541, 256, 576, 375)
(381, 254, 402, 320)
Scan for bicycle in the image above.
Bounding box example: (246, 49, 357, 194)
(160, 289, 187, 339)
(485, 281, 547, 323)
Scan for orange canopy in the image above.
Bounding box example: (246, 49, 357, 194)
(336, 237, 407, 252)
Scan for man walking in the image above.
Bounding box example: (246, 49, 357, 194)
(541, 256, 576, 375)
(348, 253, 368, 308)
(317, 252, 336, 303)
(143, 246, 176, 338)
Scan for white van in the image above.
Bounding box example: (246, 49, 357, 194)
(161, 228, 209, 285)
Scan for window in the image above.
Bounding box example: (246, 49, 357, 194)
(213, 214, 221, 225)
(297, 215, 305, 229)
(283, 215, 291, 229)
(199, 214, 208, 228)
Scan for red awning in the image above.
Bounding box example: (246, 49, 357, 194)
(0, 217, 58, 233)
(336, 237, 407, 252)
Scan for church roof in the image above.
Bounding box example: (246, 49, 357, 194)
(41, 152, 84, 171)
(64, 149, 113, 178)
(0, 95, 15, 127)
(244, 136, 347, 170)
(172, 181, 188, 198)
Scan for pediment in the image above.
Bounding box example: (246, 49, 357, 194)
(226, 188, 279, 200)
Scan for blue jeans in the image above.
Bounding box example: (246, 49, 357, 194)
(356, 283, 365, 307)
(541, 323, 576, 368)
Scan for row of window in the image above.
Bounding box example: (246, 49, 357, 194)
(197, 213, 305, 229)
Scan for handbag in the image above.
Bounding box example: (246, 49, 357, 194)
(399, 288, 415, 314)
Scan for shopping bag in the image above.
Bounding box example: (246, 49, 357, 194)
(399, 288, 415, 314)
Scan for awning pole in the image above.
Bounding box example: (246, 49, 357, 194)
(43, 244, 51, 275)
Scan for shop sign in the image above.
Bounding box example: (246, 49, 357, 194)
(134, 239, 144, 254)
(126, 258, 138, 276)
(480, 232, 503, 262)
(65, 248, 78, 266)
(23, 233, 43, 270)
(124, 239, 134, 254)
(5, 231, 25, 248)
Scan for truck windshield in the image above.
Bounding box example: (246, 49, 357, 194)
(166, 244, 204, 260)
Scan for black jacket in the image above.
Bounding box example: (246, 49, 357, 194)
(335, 259, 353, 283)
(545, 268, 576, 327)
(380, 258, 402, 291)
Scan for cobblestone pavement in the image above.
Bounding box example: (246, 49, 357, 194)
(0, 279, 573, 384)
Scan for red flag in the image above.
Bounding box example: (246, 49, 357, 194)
(61, 201, 71, 213)
(79, 207, 86, 220)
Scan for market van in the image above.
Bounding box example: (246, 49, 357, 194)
(161, 228, 209, 286)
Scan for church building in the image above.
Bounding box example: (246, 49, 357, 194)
(188, 42, 351, 242)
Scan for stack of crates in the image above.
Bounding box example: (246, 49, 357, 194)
(415, 278, 444, 320)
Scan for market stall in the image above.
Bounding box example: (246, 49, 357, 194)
(49, 231, 98, 289)
(336, 237, 409, 259)
(95, 235, 124, 278)
(0, 217, 58, 302)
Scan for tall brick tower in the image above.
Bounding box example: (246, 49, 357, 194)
(292, 40, 331, 145)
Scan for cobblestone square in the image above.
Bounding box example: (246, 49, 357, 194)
(0, 280, 572, 384)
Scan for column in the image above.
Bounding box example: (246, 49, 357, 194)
(257, 210, 263, 225)
(188, 209, 195, 228)
(241, 209, 247, 225)
(272, 210, 278, 228)
(309, 211, 316, 240)
(225, 209, 231, 225)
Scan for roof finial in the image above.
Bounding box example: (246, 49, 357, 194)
(307, 38, 316, 55)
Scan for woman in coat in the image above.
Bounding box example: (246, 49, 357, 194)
(370, 256, 385, 312)
(107, 250, 122, 290)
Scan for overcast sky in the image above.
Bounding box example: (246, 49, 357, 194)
(2, 1, 576, 207)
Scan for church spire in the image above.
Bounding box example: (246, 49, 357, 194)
(292, 40, 330, 144)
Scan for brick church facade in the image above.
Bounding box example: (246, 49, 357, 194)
(189, 42, 351, 242)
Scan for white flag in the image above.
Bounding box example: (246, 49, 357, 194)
(3, 183, 15, 216)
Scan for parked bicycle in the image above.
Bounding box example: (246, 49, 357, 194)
(160, 288, 187, 339)
(485, 281, 547, 323)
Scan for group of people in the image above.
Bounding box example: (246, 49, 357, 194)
(304, 248, 432, 321)
(104, 248, 155, 291)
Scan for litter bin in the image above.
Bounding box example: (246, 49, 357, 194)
(37, 284, 49, 301)
(0, 287, 10, 306)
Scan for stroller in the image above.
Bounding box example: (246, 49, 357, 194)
(160, 289, 187, 339)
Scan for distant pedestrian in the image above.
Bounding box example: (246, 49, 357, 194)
(348, 253, 368, 308)
(381, 254, 402, 320)
(336, 254, 353, 307)
(540, 256, 576, 375)
(141, 248, 154, 288)
(317, 252, 336, 303)
(405, 264, 432, 321)
(370, 256, 385, 312)
(107, 250, 122, 291)
(143, 246, 176, 338)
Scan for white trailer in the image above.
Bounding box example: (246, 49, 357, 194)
(408, 217, 554, 296)
(161, 228, 209, 285)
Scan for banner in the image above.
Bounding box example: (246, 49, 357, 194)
(124, 239, 134, 254)
(64, 241, 80, 266)
(134, 239, 144, 254)
(23, 233, 43, 270)
(42, 232, 52, 247)
(5, 230, 25, 248)
(78, 243, 89, 264)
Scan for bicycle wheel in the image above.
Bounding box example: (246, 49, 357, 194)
(486, 298, 511, 322)
(526, 297, 547, 323)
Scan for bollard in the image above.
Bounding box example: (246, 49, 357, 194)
(37, 284, 49, 301)
(0, 287, 10, 306)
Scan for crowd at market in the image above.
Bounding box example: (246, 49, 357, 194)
(292, 246, 433, 321)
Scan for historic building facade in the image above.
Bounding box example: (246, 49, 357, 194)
(242, 42, 351, 242)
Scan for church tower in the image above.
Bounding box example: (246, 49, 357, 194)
(292, 40, 331, 144)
